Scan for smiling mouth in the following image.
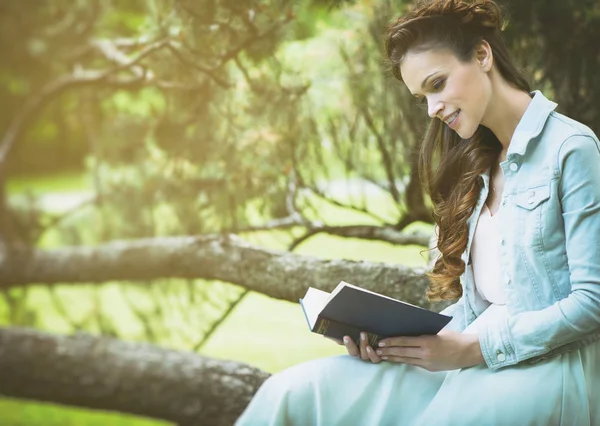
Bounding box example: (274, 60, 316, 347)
(443, 109, 460, 128)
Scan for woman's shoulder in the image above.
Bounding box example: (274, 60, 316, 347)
(519, 91, 598, 156)
(521, 98, 600, 178)
(545, 110, 598, 142)
(537, 111, 600, 180)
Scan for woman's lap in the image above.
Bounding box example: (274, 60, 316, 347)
(237, 341, 599, 426)
(236, 355, 446, 426)
(415, 348, 594, 425)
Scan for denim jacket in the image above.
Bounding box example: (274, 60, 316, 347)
(440, 91, 600, 370)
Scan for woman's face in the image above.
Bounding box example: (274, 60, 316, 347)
(399, 47, 492, 139)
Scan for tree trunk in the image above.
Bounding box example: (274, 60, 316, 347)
(0, 326, 270, 426)
(0, 233, 446, 310)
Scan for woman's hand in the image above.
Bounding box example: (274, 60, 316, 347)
(340, 330, 485, 371)
(375, 329, 485, 371)
(337, 332, 384, 363)
(325, 334, 382, 363)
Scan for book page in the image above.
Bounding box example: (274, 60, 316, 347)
(337, 280, 423, 309)
(300, 287, 331, 329)
(326, 281, 349, 302)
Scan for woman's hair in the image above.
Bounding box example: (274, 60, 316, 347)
(385, 0, 530, 301)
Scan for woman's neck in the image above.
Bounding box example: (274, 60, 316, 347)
(482, 76, 532, 157)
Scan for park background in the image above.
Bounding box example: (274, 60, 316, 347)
(0, 0, 598, 425)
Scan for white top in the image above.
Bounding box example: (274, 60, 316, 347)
(470, 203, 507, 305)
(462, 203, 509, 335)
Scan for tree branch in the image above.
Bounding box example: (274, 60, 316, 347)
(167, 44, 232, 89)
(0, 39, 170, 171)
(0, 326, 269, 426)
(360, 107, 402, 205)
(289, 225, 430, 250)
(0, 234, 442, 310)
(302, 181, 391, 225)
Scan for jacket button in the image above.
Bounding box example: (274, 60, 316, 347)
(509, 163, 518, 172)
(496, 350, 506, 362)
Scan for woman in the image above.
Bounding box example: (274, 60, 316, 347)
(236, 0, 600, 424)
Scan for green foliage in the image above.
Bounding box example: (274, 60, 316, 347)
(2, 0, 427, 370)
(498, 0, 600, 131)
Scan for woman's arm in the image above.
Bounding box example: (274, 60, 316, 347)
(479, 134, 600, 370)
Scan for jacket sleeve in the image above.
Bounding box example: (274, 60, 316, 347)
(479, 134, 600, 369)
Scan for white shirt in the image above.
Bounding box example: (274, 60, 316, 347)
(470, 203, 507, 305)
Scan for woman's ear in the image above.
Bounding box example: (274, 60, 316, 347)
(475, 40, 493, 72)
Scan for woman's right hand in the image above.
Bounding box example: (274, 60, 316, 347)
(329, 333, 383, 363)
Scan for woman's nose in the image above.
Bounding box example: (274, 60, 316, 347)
(427, 97, 443, 119)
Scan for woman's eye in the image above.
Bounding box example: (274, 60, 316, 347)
(432, 78, 446, 91)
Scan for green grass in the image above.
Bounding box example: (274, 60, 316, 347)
(201, 292, 347, 373)
(0, 398, 170, 426)
(201, 231, 429, 373)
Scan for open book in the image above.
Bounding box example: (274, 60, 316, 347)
(299, 281, 452, 348)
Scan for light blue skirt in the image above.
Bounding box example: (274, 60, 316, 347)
(236, 305, 599, 425)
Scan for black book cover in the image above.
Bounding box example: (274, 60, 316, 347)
(300, 281, 452, 347)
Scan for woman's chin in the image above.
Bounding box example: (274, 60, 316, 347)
(454, 125, 477, 140)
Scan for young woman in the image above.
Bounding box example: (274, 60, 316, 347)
(236, 0, 600, 424)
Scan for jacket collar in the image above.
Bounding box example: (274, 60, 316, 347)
(476, 91, 557, 188)
(506, 90, 558, 157)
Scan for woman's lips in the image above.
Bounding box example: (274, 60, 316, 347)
(446, 110, 460, 129)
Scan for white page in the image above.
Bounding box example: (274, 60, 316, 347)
(337, 280, 423, 309)
(301, 287, 330, 329)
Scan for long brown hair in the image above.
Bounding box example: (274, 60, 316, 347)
(386, 0, 530, 301)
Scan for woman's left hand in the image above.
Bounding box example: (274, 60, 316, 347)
(375, 329, 485, 372)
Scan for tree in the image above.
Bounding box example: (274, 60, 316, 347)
(0, 0, 437, 423)
(500, 0, 600, 133)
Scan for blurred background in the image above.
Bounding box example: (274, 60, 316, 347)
(0, 0, 598, 424)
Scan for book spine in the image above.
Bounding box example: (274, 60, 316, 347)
(314, 316, 381, 348)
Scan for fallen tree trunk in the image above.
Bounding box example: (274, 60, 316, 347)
(0, 326, 270, 426)
(0, 234, 445, 310)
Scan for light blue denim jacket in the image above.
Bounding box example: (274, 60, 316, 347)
(440, 90, 600, 370)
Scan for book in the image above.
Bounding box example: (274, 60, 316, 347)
(299, 281, 452, 348)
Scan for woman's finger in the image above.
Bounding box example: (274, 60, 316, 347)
(359, 332, 370, 360)
(380, 355, 423, 367)
(366, 344, 382, 364)
(378, 336, 423, 348)
(376, 346, 422, 359)
(343, 335, 360, 357)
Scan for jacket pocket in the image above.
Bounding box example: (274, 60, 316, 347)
(514, 184, 550, 210)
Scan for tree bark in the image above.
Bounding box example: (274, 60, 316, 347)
(0, 326, 269, 426)
(0, 234, 446, 310)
